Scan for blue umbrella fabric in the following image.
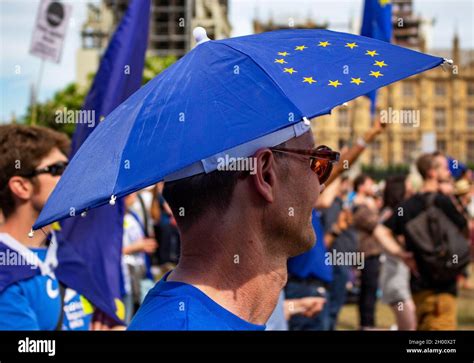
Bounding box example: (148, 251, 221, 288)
(34, 29, 445, 229)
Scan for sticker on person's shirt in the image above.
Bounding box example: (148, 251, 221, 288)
(63, 289, 94, 330)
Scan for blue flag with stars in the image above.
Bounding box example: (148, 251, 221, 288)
(222, 30, 437, 120)
(361, 0, 393, 117)
(55, 0, 150, 324)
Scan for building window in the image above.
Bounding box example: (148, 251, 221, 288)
(402, 140, 417, 164)
(434, 108, 446, 129)
(371, 140, 382, 164)
(436, 140, 446, 153)
(468, 109, 474, 129)
(435, 83, 446, 96)
(337, 108, 349, 130)
(468, 141, 474, 162)
(402, 83, 414, 97)
(371, 140, 381, 152)
(468, 82, 474, 96)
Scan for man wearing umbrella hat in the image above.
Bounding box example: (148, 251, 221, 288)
(33, 28, 447, 330)
(129, 121, 339, 330)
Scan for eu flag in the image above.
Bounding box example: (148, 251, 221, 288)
(56, 0, 151, 324)
(361, 0, 393, 116)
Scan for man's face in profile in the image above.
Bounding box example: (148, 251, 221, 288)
(268, 131, 321, 257)
(434, 155, 451, 183)
(31, 147, 68, 214)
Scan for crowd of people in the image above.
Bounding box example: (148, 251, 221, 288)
(82, 121, 474, 330)
(0, 123, 473, 330)
(271, 154, 473, 330)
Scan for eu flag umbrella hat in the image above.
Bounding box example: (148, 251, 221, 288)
(34, 28, 447, 229)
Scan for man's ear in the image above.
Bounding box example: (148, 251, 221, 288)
(251, 149, 276, 203)
(8, 176, 34, 202)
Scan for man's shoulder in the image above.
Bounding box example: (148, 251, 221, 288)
(0, 279, 25, 299)
(128, 279, 215, 330)
(383, 194, 424, 233)
(127, 287, 225, 331)
(388, 193, 426, 221)
(127, 293, 190, 330)
(433, 192, 454, 207)
(0, 273, 61, 330)
(402, 193, 426, 209)
(0, 275, 47, 309)
(127, 279, 265, 331)
(407, 192, 458, 217)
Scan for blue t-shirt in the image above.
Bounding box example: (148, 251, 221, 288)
(287, 209, 333, 282)
(128, 272, 266, 330)
(0, 248, 62, 330)
(0, 239, 94, 331)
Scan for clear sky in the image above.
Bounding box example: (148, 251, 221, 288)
(1, 0, 473, 121)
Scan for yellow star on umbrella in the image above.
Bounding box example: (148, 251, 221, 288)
(328, 80, 342, 88)
(345, 42, 358, 49)
(374, 60, 388, 68)
(295, 45, 307, 51)
(318, 41, 330, 47)
(369, 70, 383, 78)
(379, 0, 391, 7)
(350, 77, 364, 85)
(274, 58, 287, 64)
(303, 77, 317, 84)
(284, 67, 297, 74)
(278, 51, 289, 56)
(366, 50, 379, 57)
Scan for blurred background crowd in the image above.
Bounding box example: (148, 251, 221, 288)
(115, 135, 474, 330)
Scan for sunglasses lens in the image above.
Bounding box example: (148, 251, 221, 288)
(312, 158, 331, 184)
(51, 163, 67, 176)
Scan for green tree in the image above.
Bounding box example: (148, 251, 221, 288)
(143, 55, 176, 85)
(24, 83, 87, 136)
(361, 163, 410, 181)
(23, 55, 176, 136)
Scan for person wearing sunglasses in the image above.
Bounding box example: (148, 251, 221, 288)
(270, 145, 339, 186)
(129, 119, 342, 330)
(0, 125, 93, 331)
(282, 121, 385, 331)
(20, 161, 69, 179)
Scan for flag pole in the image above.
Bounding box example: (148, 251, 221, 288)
(31, 59, 45, 125)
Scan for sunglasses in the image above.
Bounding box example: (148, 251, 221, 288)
(22, 161, 69, 178)
(271, 145, 340, 185)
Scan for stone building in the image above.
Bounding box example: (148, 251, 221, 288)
(76, 0, 231, 87)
